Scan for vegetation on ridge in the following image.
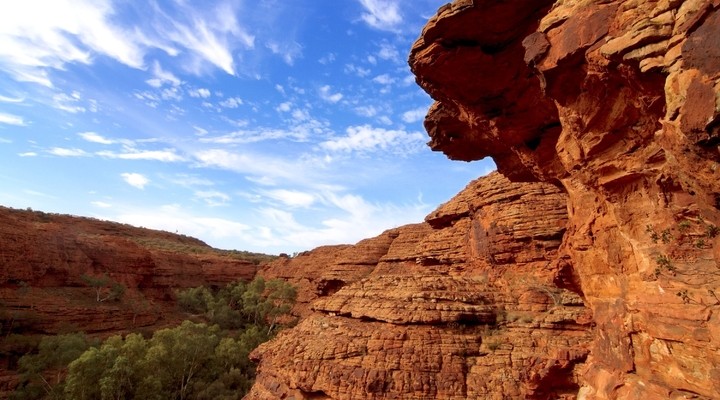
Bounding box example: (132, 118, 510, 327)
(11, 276, 296, 400)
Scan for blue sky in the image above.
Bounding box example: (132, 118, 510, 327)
(0, 0, 494, 254)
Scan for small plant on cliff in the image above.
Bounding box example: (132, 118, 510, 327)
(80, 273, 125, 302)
(654, 254, 676, 278)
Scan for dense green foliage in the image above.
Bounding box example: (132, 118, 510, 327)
(176, 277, 297, 332)
(11, 277, 296, 400)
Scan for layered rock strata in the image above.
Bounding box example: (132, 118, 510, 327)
(0, 207, 258, 335)
(248, 173, 593, 399)
(409, 0, 720, 398)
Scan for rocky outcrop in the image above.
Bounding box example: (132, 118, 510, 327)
(0, 207, 259, 335)
(409, 0, 720, 398)
(247, 173, 593, 399)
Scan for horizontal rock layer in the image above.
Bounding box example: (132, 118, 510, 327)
(409, 0, 720, 398)
(247, 173, 593, 399)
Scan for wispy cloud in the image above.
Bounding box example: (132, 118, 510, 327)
(48, 147, 88, 157)
(188, 88, 211, 98)
(121, 172, 149, 189)
(259, 189, 316, 208)
(320, 125, 425, 154)
(79, 131, 115, 144)
(0, 95, 24, 103)
(0, 0, 143, 87)
(219, 97, 243, 108)
(0, 0, 256, 87)
(146, 61, 181, 88)
(319, 85, 343, 103)
(194, 149, 322, 186)
(0, 112, 26, 126)
(194, 190, 231, 207)
(401, 107, 427, 123)
(18, 152, 37, 157)
(266, 41, 302, 65)
(91, 201, 112, 208)
(357, 0, 403, 32)
(97, 148, 184, 162)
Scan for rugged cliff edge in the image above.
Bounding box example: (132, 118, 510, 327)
(248, 0, 720, 399)
(0, 206, 259, 336)
(409, 0, 720, 398)
(247, 173, 592, 399)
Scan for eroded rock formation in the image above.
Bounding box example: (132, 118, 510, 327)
(0, 207, 258, 335)
(247, 173, 593, 399)
(249, 0, 720, 398)
(408, 0, 720, 398)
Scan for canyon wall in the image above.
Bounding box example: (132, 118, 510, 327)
(248, 173, 593, 399)
(409, 0, 720, 398)
(0, 207, 258, 336)
(249, 0, 720, 398)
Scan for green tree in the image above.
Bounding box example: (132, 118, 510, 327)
(80, 273, 126, 302)
(13, 333, 91, 399)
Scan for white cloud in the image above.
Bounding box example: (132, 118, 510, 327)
(52, 91, 86, 113)
(194, 190, 231, 207)
(318, 53, 336, 65)
(194, 190, 230, 207)
(320, 125, 425, 154)
(355, 105, 379, 118)
(145, 61, 181, 88)
(0, 95, 24, 103)
(318, 85, 343, 103)
(357, 0, 402, 31)
(194, 149, 317, 186)
(0, 0, 256, 87)
(18, 152, 37, 157)
(121, 172, 149, 189)
(48, 147, 87, 157)
(79, 131, 114, 144)
(91, 201, 112, 208)
(266, 41, 302, 65)
(276, 102, 292, 112)
(189, 88, 211, 98)
(344, 63, 371, 77)
(97, 149, 184, 162)
(377, 42, 400, 62)
(219, 97, 243, 108)
(401, 107, 427, 123)
(109, 206, 251, 250)
(0, 112, 26, 126)
(0, 0, 144, 87)
(260, 189, 315, 208)
(372, 74, 395, 85)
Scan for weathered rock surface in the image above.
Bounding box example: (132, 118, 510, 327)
(408, 0, 720, 398)
(247, 173, 593, 399)
(0, 206, 259, 335)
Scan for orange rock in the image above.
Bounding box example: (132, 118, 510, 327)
(248, 173, 592, 399)
(407, 0, 720, 398)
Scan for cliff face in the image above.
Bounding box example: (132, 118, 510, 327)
(247, 173, 593, 399)
(0, 207, 258, 335)
(248, 0, 720, 398)
(409, 0, 720, 399)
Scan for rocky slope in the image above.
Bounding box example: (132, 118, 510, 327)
(247, 173, 593, 399)
(248, 0, 720, 398)
(0, 206, 260, 336)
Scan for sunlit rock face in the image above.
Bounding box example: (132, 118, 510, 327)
(247, 173, 595, 399)
(0, 207, 258, 335)
(409, 0, 720, 398)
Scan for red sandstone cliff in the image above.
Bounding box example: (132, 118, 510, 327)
(0, 206, 259, 336)
(247, 173, 592, 399)
(248, 0, 720, 398)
